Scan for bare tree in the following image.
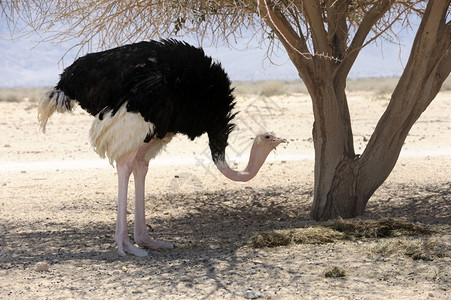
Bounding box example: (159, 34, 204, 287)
(2, 0, 450, 220)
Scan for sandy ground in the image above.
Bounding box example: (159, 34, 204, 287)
(0, 91, 450, 299)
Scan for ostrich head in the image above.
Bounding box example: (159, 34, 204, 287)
(199, 58, 285, 181)
(209, 131, 287, 182)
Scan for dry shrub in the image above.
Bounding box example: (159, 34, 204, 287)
(258, 81, 286, 97)
(325, 218, 433, 239)
(0, 87, 47, 103)
(251, 227, 345, 248)
(345, 77, 398, 95)
(233, 80, 308, 97)
(250, 218, 433, 248)
(370, 238, 448, 261)
(324, 266, 347, 278)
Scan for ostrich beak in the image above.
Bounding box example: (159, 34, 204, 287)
(274, 136, 288, 148)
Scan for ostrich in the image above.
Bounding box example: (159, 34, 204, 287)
(38, 39, 286, 257)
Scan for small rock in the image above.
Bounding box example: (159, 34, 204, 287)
(35, 262, 50, 272)
(244, 289, 261, 299)
(180, 277, 194, 283)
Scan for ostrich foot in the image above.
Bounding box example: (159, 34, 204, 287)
(135, 234, 174, 250)
(116, 235, 150, 257)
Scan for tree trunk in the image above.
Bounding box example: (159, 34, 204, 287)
(260, 0, 450, 221)
(305, 76, 359, 221)
(309, 0, 451, 221)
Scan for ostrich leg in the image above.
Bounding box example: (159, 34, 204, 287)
(115, 149, 149, 257)
(132, 143, 174, 250)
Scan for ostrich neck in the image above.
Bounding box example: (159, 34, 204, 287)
(214, 142, 271, 182)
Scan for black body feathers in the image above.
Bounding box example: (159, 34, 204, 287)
(55, 39, 236, 158)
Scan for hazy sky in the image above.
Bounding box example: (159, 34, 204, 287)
(0, 17, 418, 88)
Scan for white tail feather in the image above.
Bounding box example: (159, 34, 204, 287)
(38, 89, 75, 133)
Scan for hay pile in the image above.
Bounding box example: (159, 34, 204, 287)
(251, 226, 345, 248)
(250, 218, 449, 261)
(251, 218, 433, 248)
(326, 218, 432, 238)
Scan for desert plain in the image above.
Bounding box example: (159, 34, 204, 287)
(0, 86, 450, 299)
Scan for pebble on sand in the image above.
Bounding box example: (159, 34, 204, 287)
(35, 262, 50, 272)
(244, 289, 262, 299)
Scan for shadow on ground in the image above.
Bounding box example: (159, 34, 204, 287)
(1, 181, 449, 267)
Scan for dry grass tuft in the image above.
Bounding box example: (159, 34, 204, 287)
(0, 87, 47, 103)
(233, 80, 308, 97)
(250, 218, 433, 249)
(251, 227, 345, 248)
(345, 77, 398, 95)
(370, 238, 448, 261)
(325, 218, 433, 239)
(324, 266, 347, 278)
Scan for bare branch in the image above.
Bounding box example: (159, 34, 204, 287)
(0, 0, 435, 77)
(257, 1, 313, 68)
(334, 0, 394, 80)
(326, 0, 348, 61)
(302, 0, 330, 55)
